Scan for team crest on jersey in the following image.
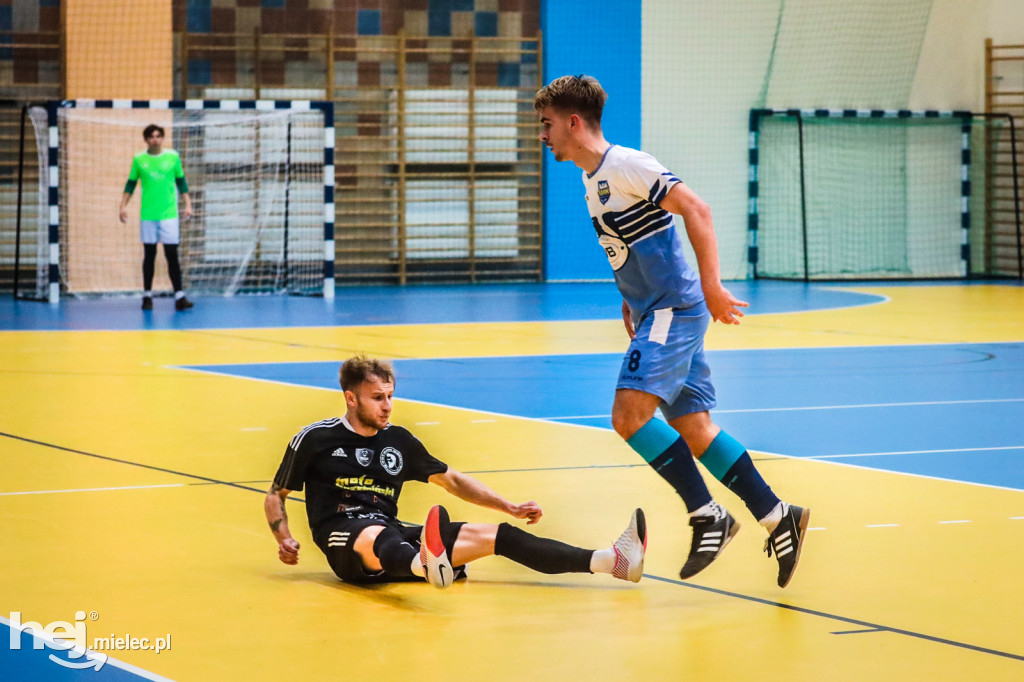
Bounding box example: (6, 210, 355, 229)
(379, 447, 404, 475)
(355, 448, 374, 466)
(597, 180, 611, 204)
(331, 448, 347, 458)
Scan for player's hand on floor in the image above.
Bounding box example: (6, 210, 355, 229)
(703, 284, 749, 324)
(278, 538, 300, 565)
(509, 501, 543, 525)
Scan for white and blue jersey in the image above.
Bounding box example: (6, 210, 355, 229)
(582, 145, 703, 320)
(583, 145, 716, 417)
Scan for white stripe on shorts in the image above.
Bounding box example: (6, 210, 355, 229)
(649, 308, 673, 345)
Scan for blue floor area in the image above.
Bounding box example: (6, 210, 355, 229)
(184, 342, 1024, 491)
(0, 627, 152, 681)
(0, 281, 885, 331)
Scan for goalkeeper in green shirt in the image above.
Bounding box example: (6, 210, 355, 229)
(119, 124, 194, 311)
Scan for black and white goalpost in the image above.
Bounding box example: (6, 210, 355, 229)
(30, 98, 335, 302)
(748, 108, 973, 281)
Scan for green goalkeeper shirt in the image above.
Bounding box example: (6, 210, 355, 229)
(126, 149, 188, 221)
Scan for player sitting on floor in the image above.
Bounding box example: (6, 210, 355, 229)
(264, 354, 647, 588)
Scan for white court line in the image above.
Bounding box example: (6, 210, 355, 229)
(866, 524, 900, 528)
(0, 484, 184, 497)
(172, 366, 619, 434)
(471, 419, 497, 423)
(415, 421, 440, 425)
(938, 520, 972, 524)
(809, 445, 1024, 459)
(718, 398, 1024, 414)
(543, 397, 1024, 421)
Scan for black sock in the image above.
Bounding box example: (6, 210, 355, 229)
(142, 244, 157, 292)
(649, 438, 713, 513)
(164, 244, 183, 292)
(494, 523, 593, 574)
(372, 527, 417, 577)
(722, 453, 781, 521)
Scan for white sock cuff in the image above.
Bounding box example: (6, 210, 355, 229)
(758, 501, 787, 529)
(589, 547, 615, 574)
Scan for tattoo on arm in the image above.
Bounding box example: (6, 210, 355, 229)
(267, 482, 288, 533)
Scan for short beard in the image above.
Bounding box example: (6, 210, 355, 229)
(354, 402, 386, 430)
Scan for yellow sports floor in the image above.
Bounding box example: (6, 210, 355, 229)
(1, 284, 1022, 681)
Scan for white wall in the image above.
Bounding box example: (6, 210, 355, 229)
(910, 0, 990, 111)
(642, 0, 999, 280)
(989, 0, 1024, 43)
(642, 1, 783, 280)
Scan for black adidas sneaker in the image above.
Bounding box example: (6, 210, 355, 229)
(679, 503, 740, 580)
(764, 504, 810, 588)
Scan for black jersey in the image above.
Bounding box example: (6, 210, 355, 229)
(273, 418, 447, 539)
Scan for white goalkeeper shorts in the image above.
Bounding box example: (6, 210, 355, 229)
(140, 218, 180, 245)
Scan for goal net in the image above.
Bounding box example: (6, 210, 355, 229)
(27, 99, 334, 301)
(749, 109, 971, 280)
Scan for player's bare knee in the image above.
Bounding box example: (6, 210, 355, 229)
(611, 394, 657, 440)
(669, 414, 719, 457)
(611, 409, 641, 440)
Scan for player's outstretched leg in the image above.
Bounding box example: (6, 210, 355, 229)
(611, 508, 647, 583)
(420, 505, 455, 589)
(679, 501, 740, 580)
(764, 504, 810, 588)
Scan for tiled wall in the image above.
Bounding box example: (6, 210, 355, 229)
(174, 0, 540, 95)
(0, 0, 61, 97)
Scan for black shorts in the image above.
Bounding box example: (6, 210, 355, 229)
(315, 513, 465, 585)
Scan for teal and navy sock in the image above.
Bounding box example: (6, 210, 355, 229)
(698, 430, 780, 521)
(627, 418, 712, 512)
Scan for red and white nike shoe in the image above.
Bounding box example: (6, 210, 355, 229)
(612, 508, 648, 583)
(420, 505, 455, 589)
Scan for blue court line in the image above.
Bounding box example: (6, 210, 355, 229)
(181, 341, 1024, 491)
(642, 574, 1024, 662)
(0, 281, 885, 331)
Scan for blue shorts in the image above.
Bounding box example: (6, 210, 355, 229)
(616, 303, 717, 421)
(140, 218, 180, 245)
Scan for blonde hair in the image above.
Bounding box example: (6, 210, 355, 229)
(339, 354, 395, 391)
(534, 74, 607, 128)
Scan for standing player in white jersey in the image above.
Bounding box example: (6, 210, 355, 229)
(119, 124, 194, 311)
(535, 75, 810, 587)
